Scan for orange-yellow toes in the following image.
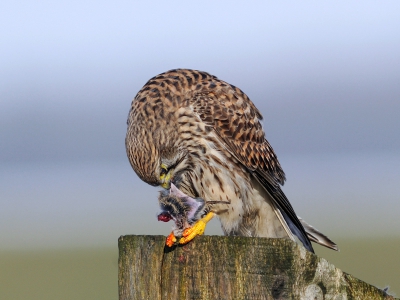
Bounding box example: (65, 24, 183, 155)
(179, 223, 205, 244)
(166, 232, 177, 247)
(179, 212, 215, 245)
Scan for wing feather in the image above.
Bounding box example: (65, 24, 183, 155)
(189, 82, 314, 252)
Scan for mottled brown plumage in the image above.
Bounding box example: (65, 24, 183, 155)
(126, 69, 337, 252)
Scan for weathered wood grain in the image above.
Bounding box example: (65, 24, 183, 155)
(118, 235, 396, 300)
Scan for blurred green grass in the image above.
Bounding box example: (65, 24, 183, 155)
(0, 248, 117, 300)
(0, 238, 398, 299)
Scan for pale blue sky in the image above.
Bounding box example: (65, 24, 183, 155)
(0, 1, 399, 249)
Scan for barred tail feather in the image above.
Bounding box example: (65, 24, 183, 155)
(298, 216, 339, 251)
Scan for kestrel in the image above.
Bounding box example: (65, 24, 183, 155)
(126, 69, 337, 252)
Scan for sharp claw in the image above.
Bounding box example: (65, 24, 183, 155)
(179, 212, 214, 245)
(179, 223, 204, 244)
(166, 232, 177, 247)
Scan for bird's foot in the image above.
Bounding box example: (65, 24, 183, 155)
(166, 232, 177, 247)
(179, 212, 215, 245)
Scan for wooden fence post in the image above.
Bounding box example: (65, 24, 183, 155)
(118, 235, 396, 300)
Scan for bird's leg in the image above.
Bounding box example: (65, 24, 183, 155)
(179, 212, 215, 244)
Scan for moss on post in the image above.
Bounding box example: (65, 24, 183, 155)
(118, 235, 396, 300)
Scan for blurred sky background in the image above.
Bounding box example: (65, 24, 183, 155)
(1, 2, 400, 294)
(1, 1, 400, 298)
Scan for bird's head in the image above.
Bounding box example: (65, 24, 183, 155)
(126, 113, 189, 188)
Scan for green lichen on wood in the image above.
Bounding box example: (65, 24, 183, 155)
(118, 235, 165, 299)
(118, 235, 397, 300)
(344, 272, 393, 300)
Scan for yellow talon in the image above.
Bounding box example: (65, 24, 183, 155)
(179, 212, 214, 244)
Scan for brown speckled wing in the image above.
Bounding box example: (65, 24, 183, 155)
(188, 78, 286, 189)
(186, 73, 313, 252)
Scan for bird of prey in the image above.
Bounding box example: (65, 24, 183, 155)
(126, 69, 338, 252)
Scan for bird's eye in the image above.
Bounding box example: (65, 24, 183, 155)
(160, 166, 168, 176)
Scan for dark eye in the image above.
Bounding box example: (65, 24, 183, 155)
(160, 168, 168, 176)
